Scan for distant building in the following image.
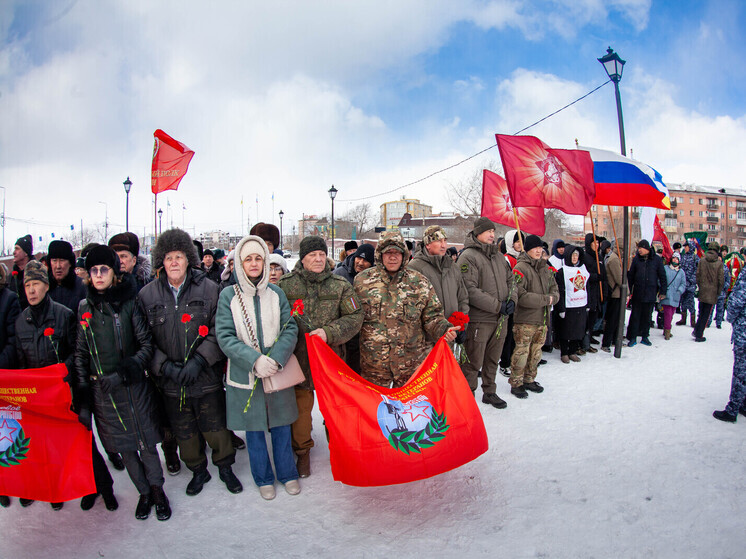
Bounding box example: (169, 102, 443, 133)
(195, 230, 231, 250)
(380, 197, 432, 229)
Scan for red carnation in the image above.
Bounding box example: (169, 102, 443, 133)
(447, 311, 470, 330)
(12, 271, 18, 276)
(198, 325, 209, 337)
(82, 311, 93, 321)
(291, 299, 304, 316)
(548, 265, 558, 274)
(44, 327, 55, 337)
(181, 314, 192, 323)
(513, 269, 524, 281)
(80, 321, 88, 329)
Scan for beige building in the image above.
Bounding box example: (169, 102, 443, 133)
(380, 197, 432, 229)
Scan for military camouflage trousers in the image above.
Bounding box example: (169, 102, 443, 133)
(725, 344, 746, 416)
(680, 289, 696, 314)
(509, 323, 547, 388)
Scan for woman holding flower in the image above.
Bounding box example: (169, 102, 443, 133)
(216, 235, 300, 500)
(74, 246, 169, 521)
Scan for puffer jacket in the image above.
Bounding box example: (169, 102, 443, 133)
(661, 265, 686, 307)
(409, 242, 469, 319)
(696, 249, 725, 305)
(130, 256, 153, 293)
(75, 275, 160, 453)
(628, 251, 667, 303)
(332, 253, 356, 284)
(0, 288, 21, 368)
(137, 268, 226, 399)
(513, 252, 559, 326)
(456, 231, 516, 323)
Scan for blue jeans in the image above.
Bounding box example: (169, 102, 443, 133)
(245, 426, 298, 486)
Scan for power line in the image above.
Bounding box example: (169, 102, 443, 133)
(339, 80, 611, 203)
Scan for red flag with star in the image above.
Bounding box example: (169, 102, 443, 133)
(0, 364, 95, 502)
(481, 169, 546, 235)
(307, 335, 488, 486)
(653, 215, 673, 261)
(151, 129, 195, 194)
(496, 134, 595, 215)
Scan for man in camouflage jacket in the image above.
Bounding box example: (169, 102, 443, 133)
(713, 267, 746, 422)
(278, 236, 363, 477)
(354, 231, 457, 389)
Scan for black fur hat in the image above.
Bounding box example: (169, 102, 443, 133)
(153, 229, 201, 269)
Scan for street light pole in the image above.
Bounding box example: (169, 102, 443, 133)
(598, 46, 628, 359)
(158, 208, 163, 236)
(328, 185, 338, 259)
(279, 210, 284, 251)
(98, 201, 109, 242)
(123, 177, 132, 231)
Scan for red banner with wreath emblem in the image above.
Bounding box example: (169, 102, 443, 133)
(0, 364, 95, 502)
(307, 334, 488, 486)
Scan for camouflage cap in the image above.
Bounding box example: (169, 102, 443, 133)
(23, 260, 49, 285)
(423, 225, 447, 246)
(376, 231, 406, 255)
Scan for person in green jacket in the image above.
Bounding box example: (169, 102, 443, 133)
(216, 235, 300, 501)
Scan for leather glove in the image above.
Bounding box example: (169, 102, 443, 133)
(254, 355, 279, 378)
(455, 330, 467, 345)
(176, 355, 205, 387)
(99, 373, 123, 394)
(559, 312, 566, 319)
(162, 361, 183, 381)
(78, 407, 92, 431)
(118, 357, 142, 385)
(500, 300, 516, 316)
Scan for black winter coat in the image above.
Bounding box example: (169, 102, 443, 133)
(48, 267, 87, 313)
(137, 269, 226, 399)
(201, 263, 224, 285)
(9, 261, 32, 310)
(0, 288, 21, 368)
(628, 252, 667, 303)
(75, 276, 160, 453)
(582, 234, 605, 312)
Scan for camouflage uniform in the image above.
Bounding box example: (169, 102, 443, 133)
(354, 232, 451, 388)
(723, 271, 746, 416)
(679, 240, 699, 321)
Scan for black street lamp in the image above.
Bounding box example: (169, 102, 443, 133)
(123, 176, 132, 231)
(158, 208, 163, 236)
(328, 184, 338, 258)
(279, 209, 284, 250)
(598, 46, 628, 358)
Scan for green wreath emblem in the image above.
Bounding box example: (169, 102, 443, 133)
(0, 429, 30, 467)
(387, 410, 449, 455)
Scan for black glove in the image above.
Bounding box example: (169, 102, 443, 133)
(455, 330, 467, 345)
(99, 373, 123, 394)
(500, 300, 516, 316)
(118, 357, 143, 385)
(176, 354, 206, 387)
(78, 407, 92, 431)
(162, 361, 183, 382)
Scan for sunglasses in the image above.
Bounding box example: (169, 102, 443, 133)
(89, 265, 112, 277)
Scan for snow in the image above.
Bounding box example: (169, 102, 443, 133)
(3, 317, 744, 559)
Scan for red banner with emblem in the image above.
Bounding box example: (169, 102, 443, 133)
(151, 129, 195, 194)
(0, 364, 95, 502)
(307, 335, 488, 486)
(481, 169, 546, 235)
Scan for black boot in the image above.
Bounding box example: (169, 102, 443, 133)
(163, 446, 181, 476)
(150, 485, 171, 521)
(186, 464, 212, 496)
(80, 493, 98, 511)
(219, 466, 243, 494)
(510, 386, 528, 399)
(102, 490, 119, 511)
(19, 498, 34, 507)
(135, 493, 153, 520)
(481, 393, 507, 409)
(713, 410, 737, 423)
(0, 495, 10, 508)
(107, 452, 125, 471)
(230, 431, 246, 450)
(50, 502, 64, 511)
(524, 381, 544, 393)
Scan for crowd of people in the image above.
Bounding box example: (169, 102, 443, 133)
(1, 216, 745, 521)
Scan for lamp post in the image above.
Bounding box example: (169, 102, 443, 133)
(98, 201, 109, 242)
(328, 184, 338, 258)
(598, 46, 628, 359)
(279, 209, 284, 250)
(0, 185, 5, 256)
(158, 208, 163, 236)
(123, 176, 132, 231)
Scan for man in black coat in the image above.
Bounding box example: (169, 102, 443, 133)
(626, 240, 667, 346)
(47, 240, 87, 313)
(109, 232, 152, 293)
(582, 233, 605, 352)
(0, 264, 21, 370)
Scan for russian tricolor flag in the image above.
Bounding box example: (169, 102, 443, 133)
(581, 146, 670, 210)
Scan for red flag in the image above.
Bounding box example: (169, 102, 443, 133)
(307, 334, 488, 486)
(653, 216, 673, 261)
(496, 134, 595, 215)
(0, 364, 95, 502)
(151, 129, 195, 194)
(481, 169, 546, 235)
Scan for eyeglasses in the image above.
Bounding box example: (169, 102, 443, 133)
(89, 265, 112, 277)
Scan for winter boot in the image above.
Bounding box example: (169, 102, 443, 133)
(676, 311, 687, 326)
(523, 381, 544, 393)
(219, 466, 243, 494)
(135, 493, 153, 520)
(664, 329, 672, 340)
(713, 410, 737, 423)
(510, 386, 528, 399)
(0, 496, 10, 508)
(107, 451, 125, 471)
(80, 493, 98, 511)
(561, 355, 570, 363)
(19, 499, 34, 507)
(50, 502, 64, 511)
(185, 464, 212, 496)
(163, 445, 181, 476)
(230, 431, 246, 450)
(482, 393, 507, 409)
(296, 453, 311, 478)
(151, 485, 171, 521)
(569, 354, 581, 362)
(690, 313, 696, 328)
(102, 491, 119, 511)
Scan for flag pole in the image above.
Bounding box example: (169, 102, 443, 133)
(154, 193, 158, 242)
(607, 206, 622, 262)
(512, 208, 524, 252)
(589, 208, 603, 302)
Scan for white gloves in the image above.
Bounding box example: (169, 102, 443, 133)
(254, 355, 279, 378)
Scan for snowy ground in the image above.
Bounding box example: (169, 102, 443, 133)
(3, 314, 744, 559)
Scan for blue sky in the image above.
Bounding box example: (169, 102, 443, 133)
(1, 0, 745, 250)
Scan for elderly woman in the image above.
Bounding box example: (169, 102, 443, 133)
(268, 253, 288, 285)
(216, 235, 300, 500)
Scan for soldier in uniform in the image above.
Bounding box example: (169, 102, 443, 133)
(677, 240, 699, 327)
(353, 231, 458, 388)
(713, 269, 746, 422)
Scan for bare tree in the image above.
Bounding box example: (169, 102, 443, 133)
(340, 203, 377, 238)
(446, 159, 503, 216)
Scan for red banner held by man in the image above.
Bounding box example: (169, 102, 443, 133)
(307, 334, 488, 487)
(481, 169, 546, 235)
(151, 129, 195, 194)
(653, 216, 673, 261)
(0, 364, 95, 502)
(496, 134, 595, 215)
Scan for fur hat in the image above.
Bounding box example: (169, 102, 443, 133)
(423, 225, 447, 246)
(152, 229, 201, 270)
(85, 245, 119, 272)
(524, 235, 543, 253)
(708, 241, 720, 253)
(269, 253, 289, 274)
(473, 217, 495, 236)
(250, 222, 280, 249)
(213, 248, 225, 260)
(81, 242, 100, 258)
(23, 260, 49, 285)
(108, 232, 140, 256)
(299, 236, 328, 261)
(352, 243, 375, 266)
(344, 241, 358, 252)
(47, 240, 75, 265)
(15, 235, 33, 258)
(75, 257, 86, 269)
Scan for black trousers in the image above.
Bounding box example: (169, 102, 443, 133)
(602, 298, 621, 348)
(694, 302, 714, 339)
(628, 302, 654, 340)
(92, 435, 113, 494)
(499, 315, 515, 368)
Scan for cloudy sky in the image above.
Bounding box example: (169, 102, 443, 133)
(1, 0, 745, 252)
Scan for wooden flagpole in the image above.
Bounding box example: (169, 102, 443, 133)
(607, 206, 622, 262)
(589, 208, 603, 302)
(512, 208, 524, 252)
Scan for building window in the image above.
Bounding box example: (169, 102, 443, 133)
(699, 199, 705, 205)
(679, 210, 684, 216)
(730, 214, 735, 220)
(721, 213, 725, 218)
(690, 210, 694, 217)
(690, 198, 694, 204)
(690, 223, 695, 229)
(678, 197, 684, 203)
(699, 211, 704, 217)
(730, 201, 735, 207)
(603, 218, 608, 224)
(738, 211, 746, 220)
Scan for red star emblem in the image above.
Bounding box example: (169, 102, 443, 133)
(401, 402, 431, 423)
(503, 194, 513, 212)
(536, 154, 564, 188)
(0, 419, 18, 444)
